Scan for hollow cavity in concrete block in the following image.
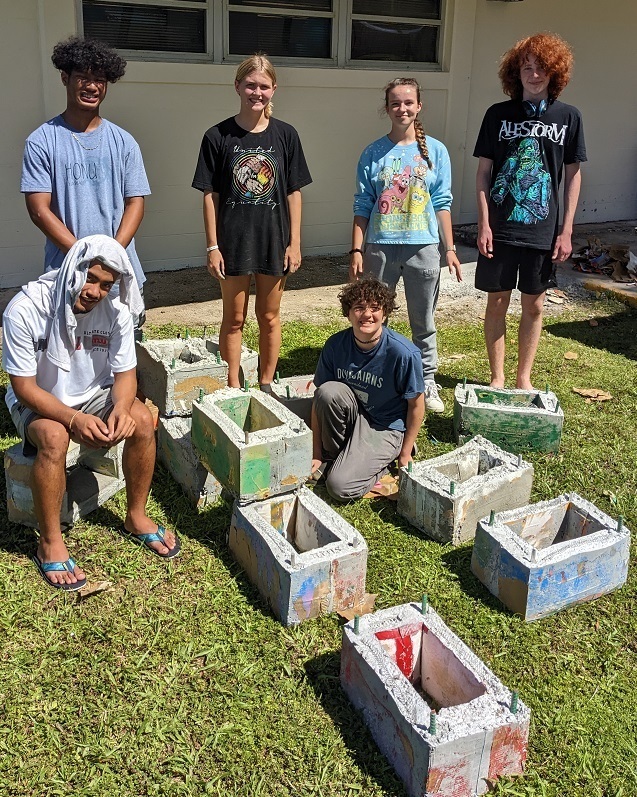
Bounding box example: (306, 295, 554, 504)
(229, 486, 367, 625)
(398, 436, 534, 545)
(192, 387, 312, 501)
(157, 416, 222, 509)
(204, 335, 259, 387)
(5, 442, 126, 528)
(136, 338, 229, 415)
(270, 375, 315, 425)
(340, 602, 530, 797)
(453, 384, 563, 453)
(471, 493, 631, 621)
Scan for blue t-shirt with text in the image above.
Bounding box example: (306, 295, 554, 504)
(314, 327, 424, 432)
(21, 115, 151, 286)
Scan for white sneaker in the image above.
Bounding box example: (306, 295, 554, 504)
(424, 381, 444, 413)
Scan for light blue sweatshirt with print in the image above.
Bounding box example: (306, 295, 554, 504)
(353, 136, 453, 245)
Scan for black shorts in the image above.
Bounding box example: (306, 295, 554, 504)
(475, 242, 556, 295)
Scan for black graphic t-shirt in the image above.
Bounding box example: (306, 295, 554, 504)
(474, 99, 586, 250)
(192, 117, 312, 275)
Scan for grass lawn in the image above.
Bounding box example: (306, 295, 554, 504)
(1, 298, 636, 797)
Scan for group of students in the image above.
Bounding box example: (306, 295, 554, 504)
(5, 32, 585, 589)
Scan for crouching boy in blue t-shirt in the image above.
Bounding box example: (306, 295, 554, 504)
(312, 278, 425, 501)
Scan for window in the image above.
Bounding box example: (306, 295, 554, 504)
(80, 0, 444, 68)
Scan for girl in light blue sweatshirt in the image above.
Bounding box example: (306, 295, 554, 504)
(350, 78, 462, 413)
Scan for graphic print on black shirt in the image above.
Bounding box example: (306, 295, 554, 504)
(192, 117, 312, 276)
(474, 99, 586, 250)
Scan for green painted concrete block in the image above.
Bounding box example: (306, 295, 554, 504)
(453, 384, 563, 453)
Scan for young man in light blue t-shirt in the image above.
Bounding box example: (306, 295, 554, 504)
(312, 278, 425, 502)
(21, 36, 150, 330)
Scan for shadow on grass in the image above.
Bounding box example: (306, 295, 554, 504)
(304, 651, 410, 797)
(441, 545, 511, 614)
(546, 311, 637, 360)
(276, 345, 323, 378)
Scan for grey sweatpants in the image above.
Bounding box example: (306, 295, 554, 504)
(313, 381, 403, 502)
(364, 243, 441, 381)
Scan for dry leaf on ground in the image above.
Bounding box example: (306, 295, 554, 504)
(564, 351, 578, 360)
(572, 387, 613, 401)
(547, 296, 565, 305)
(589, 319, 599, 327)
(76, 580, 114, 599)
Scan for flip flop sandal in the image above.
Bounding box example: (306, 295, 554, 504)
(120, 524, 181, 559)
(32, 553, 87, 592)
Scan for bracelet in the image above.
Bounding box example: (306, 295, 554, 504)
(446, 245, 457, 253)
(206, 245, 219, 253)
(68, 410, 81, 431)
(349, 248, 363, 255)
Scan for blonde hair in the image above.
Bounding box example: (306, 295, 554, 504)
(235, 54, 277, 119)
(383, 78, 432, 169)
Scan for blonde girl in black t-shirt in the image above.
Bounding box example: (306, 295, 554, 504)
(193, 55, 312, 388)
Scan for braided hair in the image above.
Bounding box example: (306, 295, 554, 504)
(235, 54, 277, 118)
(383, 78, 432, 169)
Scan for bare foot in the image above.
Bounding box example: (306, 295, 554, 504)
(489, 379, 505, 388)
(36, 539, 85, 586)
(124, 515, 177, 556)
(516, 381, 535, 390)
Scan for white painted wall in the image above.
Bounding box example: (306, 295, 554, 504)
(1, 0, 635, 288)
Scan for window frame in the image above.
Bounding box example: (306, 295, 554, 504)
(77, 0, 448, 70)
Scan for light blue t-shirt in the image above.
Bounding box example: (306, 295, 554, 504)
(21, 115, 151, 287)
(353, 136, 453, 246)
(314, 327, 424, 432)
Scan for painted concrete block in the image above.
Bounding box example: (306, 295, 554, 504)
(398, 436, 534, 545)
(136, 337, 228, 416)
(157, 415, 222, 509)
(453, 384, 563, 453)
(204, 335, 259, 387)
(270, 374, 315, 425)
(471, 493, 630, 621)
(229, 486, 367, 625)
(340, 602, 530, 797)
(5, 442, 126, 528)
(192, 387, 312, 501)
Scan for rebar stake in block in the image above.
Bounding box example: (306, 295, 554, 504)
(157, 416, 222, 510)
(229, 486, 367, 625)
(471, 493, 631, 621)
(453, 384, 564, 453)
(136, 338, 229, 416)
(341, 602, 530, 797)
(398, 436, 534, 545)
(270, 374, 316, 426)
(192, 387, 312, 501)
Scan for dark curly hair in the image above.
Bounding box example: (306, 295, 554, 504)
(499, 33, 573, 101)
(338, 278, 398, 318)
(52, 36, 127, 83)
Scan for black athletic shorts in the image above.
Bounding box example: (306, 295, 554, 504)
(475, 242, 556, 295)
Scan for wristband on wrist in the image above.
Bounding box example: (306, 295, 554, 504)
(206, 244, 219, 253)
(446, 245, 457, 253)
(349, 248, 363, 255)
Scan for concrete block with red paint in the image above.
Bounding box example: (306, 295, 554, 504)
(398, 436, 534, 545)
(471, 493, 630, 621)
(229, 486, 367, 625)
(270, 374, 315, 425)
(340, 602, 530, 797)
(192, 387, 312, 501)
(136, 337, 228, 416)
(5, 440, 125, 528)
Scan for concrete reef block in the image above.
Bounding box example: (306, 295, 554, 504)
(271, 374, 315, 425)
(192, 387, 312, 501)
(471, 493, 630, 621)
(398, 436, 534, 545)
(5, 441, 126, 528)
(341, 602, 530, 797)
(136, 337, 228, 416)
(453, 384, 563, 453)
(157, 415, 222, 509)
(229, 486, 367, 625)
(204, 335, 259, 387)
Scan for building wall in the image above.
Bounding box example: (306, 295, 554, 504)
(0, 0, 635, 287)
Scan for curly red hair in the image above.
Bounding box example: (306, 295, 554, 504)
(499, 33, 573, 101)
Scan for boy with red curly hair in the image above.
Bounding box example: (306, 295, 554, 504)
(474, 33, 586, 389)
